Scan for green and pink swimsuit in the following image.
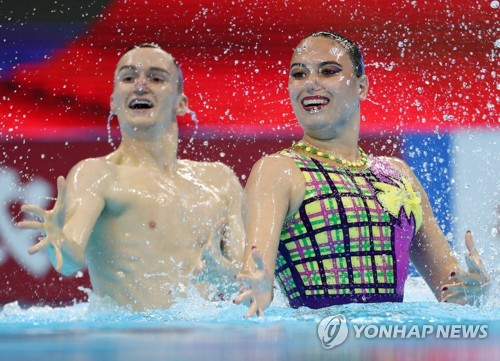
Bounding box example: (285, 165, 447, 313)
(275, 149, 423, 309)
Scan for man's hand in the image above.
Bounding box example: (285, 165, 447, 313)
(17, 176, 67, 271)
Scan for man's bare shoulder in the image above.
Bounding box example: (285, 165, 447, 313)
(72, 156, 111, 171)
(179, 158, 233, 173)
(67, 156, 113, 182)
(178, 159, 240, 186)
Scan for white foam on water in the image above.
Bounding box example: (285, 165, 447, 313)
(0, 277, 498, 332)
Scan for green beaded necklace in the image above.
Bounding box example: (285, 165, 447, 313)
(295, 140, 368, 168)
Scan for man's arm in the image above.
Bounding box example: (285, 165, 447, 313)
(18, 158, 107, 275)
(191, 162, 245, 284)
(218, 163, 245, 264)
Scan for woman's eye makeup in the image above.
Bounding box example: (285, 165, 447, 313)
(289, 63, 342, 79)
(290, 70, 307, 79)
(290, 64, 309, 79)
(319, 66, 341, 76)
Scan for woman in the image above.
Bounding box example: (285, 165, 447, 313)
(234, 31, 490, 317)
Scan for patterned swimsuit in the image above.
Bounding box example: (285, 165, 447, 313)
(275, 149, 423, 309)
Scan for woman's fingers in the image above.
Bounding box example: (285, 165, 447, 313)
(464, 231, 478, 256)
(235, 273, 253, 288)
(244, 299, 259, 318)
(233, 289, 253, 305)
(448, 269, 482, 287)
(438, 232, 490, 306)
(251, 246, 266, 270)
(463, 231, 488, 275)
(441, 280, 483, 295)
(465, 253, 484, 275)
(234, 249, 272, 317)
(441, 290, 466, 304)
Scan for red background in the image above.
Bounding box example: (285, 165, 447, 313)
(0, 0, 498, 306)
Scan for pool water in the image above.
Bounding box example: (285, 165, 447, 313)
(1, 278, 498, 361)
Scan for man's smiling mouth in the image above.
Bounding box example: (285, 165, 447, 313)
(129, 99, 154, 109)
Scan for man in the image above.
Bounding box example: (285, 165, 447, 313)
(18, 44, 245, 311)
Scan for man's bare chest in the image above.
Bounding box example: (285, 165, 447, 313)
(103, 167, 226, 228)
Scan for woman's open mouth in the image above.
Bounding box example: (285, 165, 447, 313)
(301, 96, 330, 112)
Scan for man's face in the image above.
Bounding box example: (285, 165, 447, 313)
(111, 47, 184, 134)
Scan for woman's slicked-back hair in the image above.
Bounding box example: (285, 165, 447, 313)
(304, 31, 364, 77)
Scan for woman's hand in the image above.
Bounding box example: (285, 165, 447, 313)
(233, 246, 274, 317)
(16, 176, 67, 271)
(441, 231, 491, 305)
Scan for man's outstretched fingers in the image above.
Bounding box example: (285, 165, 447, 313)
(53, 176, 67, 209)
(54, 246, 63, 271)
(20, 204, 45, 218)
(16, 221, 44, 230)
(28, 238, 49, 254)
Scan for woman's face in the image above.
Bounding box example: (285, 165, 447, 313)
(288, 36, 368, 138)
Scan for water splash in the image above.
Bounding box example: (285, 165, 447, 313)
(0, 278, 497, 329)
(187, 108, 199, 125)
(107, 112, 117, 150)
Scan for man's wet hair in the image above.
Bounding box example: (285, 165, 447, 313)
(122, 43, 184, 93)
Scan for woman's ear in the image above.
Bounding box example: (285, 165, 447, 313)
(176, 93, 189, 116)
(358, 75, 369, 101)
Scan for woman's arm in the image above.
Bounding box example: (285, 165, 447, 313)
(234, 154, 305, 316)
(390, 158, 490, 304)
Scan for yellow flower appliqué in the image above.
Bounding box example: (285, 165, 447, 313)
(373, 177, 423, 231)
